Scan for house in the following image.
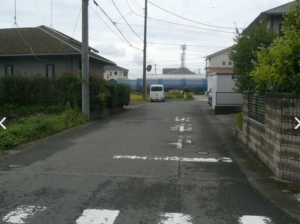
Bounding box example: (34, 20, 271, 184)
(205, 46, 233, 91)
(245, 1, 296, 37)
(103, 65, 129, 80)
(0, 25, 115, 77)
(162, 67, 196, 75)
(162, 68, 177, 74)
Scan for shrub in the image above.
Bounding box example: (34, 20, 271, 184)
(186, 92, 194, 100)
(237, 112, 243, 131)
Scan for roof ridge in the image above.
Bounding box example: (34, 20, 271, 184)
(263, 1, 295, 13)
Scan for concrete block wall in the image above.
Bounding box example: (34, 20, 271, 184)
(243, 92, 300, 182)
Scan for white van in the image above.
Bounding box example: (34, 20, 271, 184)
(150, 84, 165, 102)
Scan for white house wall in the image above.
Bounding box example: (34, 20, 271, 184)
(104, 69, 128, 80)
(211, 74, 243, 108)
(209, 50, 232, 68)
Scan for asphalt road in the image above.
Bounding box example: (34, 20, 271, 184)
(0, 101, 299, 224)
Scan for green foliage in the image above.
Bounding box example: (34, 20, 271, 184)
(186, 92, 194, 100)
(229, 21, 277, 93)
(105, 83, 130, 109)
(0, 109, 89, 151)
(183, 87, 191, 94)
(237, 112, 243, 131)
(250, 0, 300, 94)
(0, 71, 130, 112)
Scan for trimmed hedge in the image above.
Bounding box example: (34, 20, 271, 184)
(0, 72, 130, 111)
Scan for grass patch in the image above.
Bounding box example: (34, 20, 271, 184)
(165, 92, 194, 101)
(0, 108, 89, 151)
(130, 94, 149, 103)
(237, 112, 243, 131)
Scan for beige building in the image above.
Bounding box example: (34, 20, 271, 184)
(206, 46, 233, 91)
(103, 65, 129, 81)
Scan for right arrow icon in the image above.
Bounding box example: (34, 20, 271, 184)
(295, 117, 300, 129)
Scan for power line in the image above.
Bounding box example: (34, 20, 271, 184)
(110, 0, 143, 41)
(93, 0, 142, 51)
(89, 13, 130, 38)
(148, 42, 227, 48)
(117, 22, 233, 38)
(131, 11, 234, 34)
(72, 5, 81, 37)
(148, 1, 240, 30)
(90, 5, 128, 45)
(130, 0, 144, 13)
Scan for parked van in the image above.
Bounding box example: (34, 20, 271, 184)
(150, 84, 165, 102)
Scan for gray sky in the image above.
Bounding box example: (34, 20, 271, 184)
(1, 0, 291, 79)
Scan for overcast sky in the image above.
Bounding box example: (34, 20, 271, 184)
(1, 0, 291, 79)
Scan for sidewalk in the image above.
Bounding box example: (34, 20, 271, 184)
(215, 112, 300, 222)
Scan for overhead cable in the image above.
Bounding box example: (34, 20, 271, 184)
(93, 0, 142, 51)
(111, 0, 143, 41)
(131, 11, 234, 34)
(148, 1, 241, 29)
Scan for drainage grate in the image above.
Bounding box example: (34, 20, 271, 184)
(9, 164, 27, 168)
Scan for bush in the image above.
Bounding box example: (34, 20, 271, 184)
(0, 109, 89, 151)
(237, 112, 243, 131)
(186, 92, 194, 100)
(250, 1, 300, 94)
(0, 72, 130, 112)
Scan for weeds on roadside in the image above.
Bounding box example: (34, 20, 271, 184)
(0, 107, 89, 151)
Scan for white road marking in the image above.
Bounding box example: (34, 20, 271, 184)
(186, 140, 191, 144)
(113, 155, 232, 163)
(169, 137, 183, 149)
(238, 215, 272, 224)
(171, 124, 192, 132)
(175, 117, 180, 121)
(159, 213, 192, 224)
(75, 209, 120, 224)
(181, 118, 185, 121)
(3, 205, 46, 224)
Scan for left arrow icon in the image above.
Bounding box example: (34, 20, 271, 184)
(0, 117, 6, 129)
(295, 117, 300, 130)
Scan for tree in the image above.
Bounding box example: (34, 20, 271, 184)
(250, 0, 300, 94)
(229, 21, 277, 93)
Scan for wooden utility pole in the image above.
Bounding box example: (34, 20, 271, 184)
(142, 0, 147, 100)
(82, 0, 90, 118)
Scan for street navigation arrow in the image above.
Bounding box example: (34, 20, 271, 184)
(0, 117, 6, 129)
(295, 117, 300, 130)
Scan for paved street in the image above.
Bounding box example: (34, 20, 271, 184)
(0, 100, 299, 224)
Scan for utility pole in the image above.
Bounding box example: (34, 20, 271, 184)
(82, 0, 90, 118)
(154, 63, 156, 74)
(142, 0, 147, 100)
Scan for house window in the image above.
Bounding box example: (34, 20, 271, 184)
(228, 61, 232, 65)
(222, 61, 226, 65)
(107, 74, 109, 79)
(46, 64, 54, 77)
(279, 24, 284, 37)
(110, 72, 112, 76)
(114, 71, 117, 75)
(5, 65, 13, 75)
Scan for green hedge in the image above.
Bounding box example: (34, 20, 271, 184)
(0, 72, 130, 112)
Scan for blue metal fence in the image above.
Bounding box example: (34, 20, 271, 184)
(117, 78, 207, 93)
